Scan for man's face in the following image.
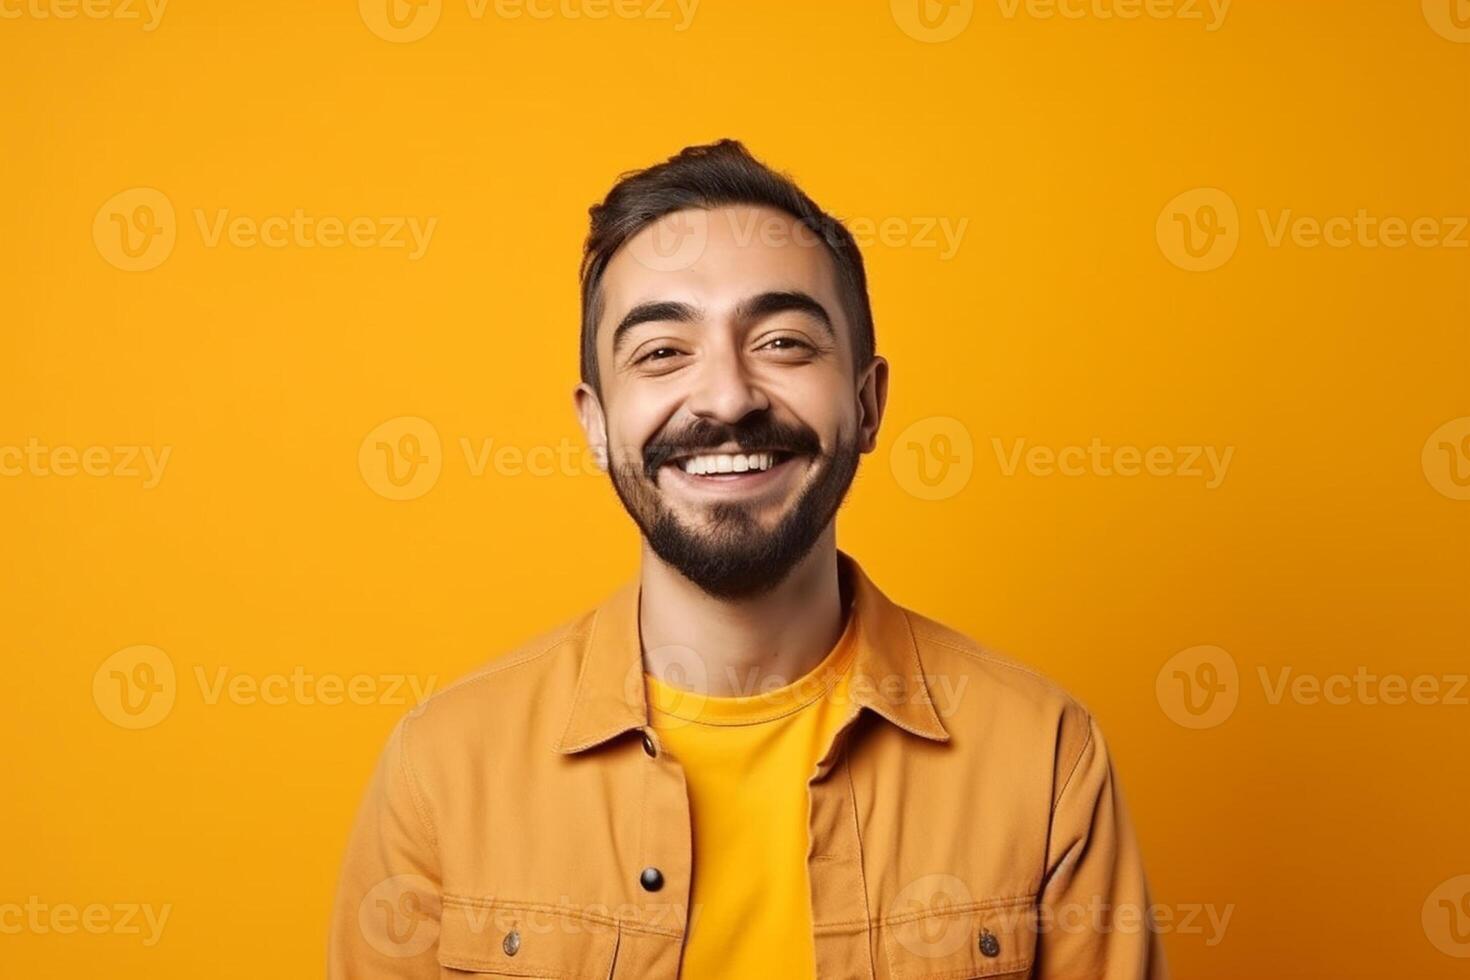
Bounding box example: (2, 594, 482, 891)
(575, 205, 886, 599)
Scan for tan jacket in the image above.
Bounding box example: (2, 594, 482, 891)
(329, 554, 1167, 979)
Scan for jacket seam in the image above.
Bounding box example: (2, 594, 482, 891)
(399, 714, 439, 849)
(842, 752, 878, 979)
(440, 895, 681, 939)
(878, 610, 947, 739)
(1050, 716, 1095, 816)
(814, 893, 1038, 931)
(914, 631, 1063, 690)
(556, 605, 607, 751)
(414, 622, 591, 719)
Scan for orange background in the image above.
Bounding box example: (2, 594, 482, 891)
(2, 1, 1468, 976)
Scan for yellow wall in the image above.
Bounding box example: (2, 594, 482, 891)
(2, 1, 1467, 976)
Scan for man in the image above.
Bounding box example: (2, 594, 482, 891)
(329, 140, 1166, 979)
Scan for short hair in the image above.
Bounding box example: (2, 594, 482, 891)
(579, 139, 876, 392)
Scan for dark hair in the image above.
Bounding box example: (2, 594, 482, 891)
(579, 139, 875, 392)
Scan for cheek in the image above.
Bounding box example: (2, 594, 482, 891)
(782, 394, 853, 447)
(604, 402, 669, 463)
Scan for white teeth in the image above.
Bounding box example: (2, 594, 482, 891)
(679, 452, 776, 476)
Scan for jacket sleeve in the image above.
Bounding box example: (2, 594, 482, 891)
(328, 716, 442, 979)
(1035, 713, 1169, 979)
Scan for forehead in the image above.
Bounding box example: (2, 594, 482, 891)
(597, 204, 849, 339)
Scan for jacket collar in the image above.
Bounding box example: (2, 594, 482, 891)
(554, 551, 951, 754)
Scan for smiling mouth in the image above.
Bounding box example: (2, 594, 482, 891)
(658, 449, 805, 485)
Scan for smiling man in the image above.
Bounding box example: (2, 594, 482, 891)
(329, 140, 1167, 979)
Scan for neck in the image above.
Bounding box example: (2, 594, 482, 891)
(638, 527, 846, 697)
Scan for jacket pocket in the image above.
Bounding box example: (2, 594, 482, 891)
(437, 899, 619, 979)
(880, 897, 1037, 980)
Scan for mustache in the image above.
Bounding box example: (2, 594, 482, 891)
(642, 416, 823, 479)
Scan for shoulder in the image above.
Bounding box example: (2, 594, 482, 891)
(903, 608, 1097, 792)
(396, 607, 596, 750)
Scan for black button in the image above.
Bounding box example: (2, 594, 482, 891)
(979, 929, 1000, 957)
(639, 867, 664, 892)
(641, 732, 657, 757)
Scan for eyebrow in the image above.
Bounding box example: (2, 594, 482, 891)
(610, 290, 836, 357)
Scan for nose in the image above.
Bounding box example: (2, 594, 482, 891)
(683, 347, 770, 424)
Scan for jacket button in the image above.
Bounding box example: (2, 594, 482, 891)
(641, 732, 657, 757)
(979, 928, 1000, 957)
(503, 929, 521, 956)
(639, 867, 664, 892)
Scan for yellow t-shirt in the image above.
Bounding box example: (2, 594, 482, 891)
(644, 613, 860, 980)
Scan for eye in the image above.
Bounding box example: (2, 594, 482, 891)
(636, 346, 685, 364)
(758, 336, 815, 353)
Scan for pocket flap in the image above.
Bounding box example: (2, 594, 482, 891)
(437, 900, 619, 978)
(881, 898, 1037, 979)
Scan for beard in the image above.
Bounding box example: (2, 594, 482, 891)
(607, 414, 861, 600)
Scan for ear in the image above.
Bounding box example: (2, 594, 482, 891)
(855, 355, 888, 454)
(573, 382, 610, 472)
